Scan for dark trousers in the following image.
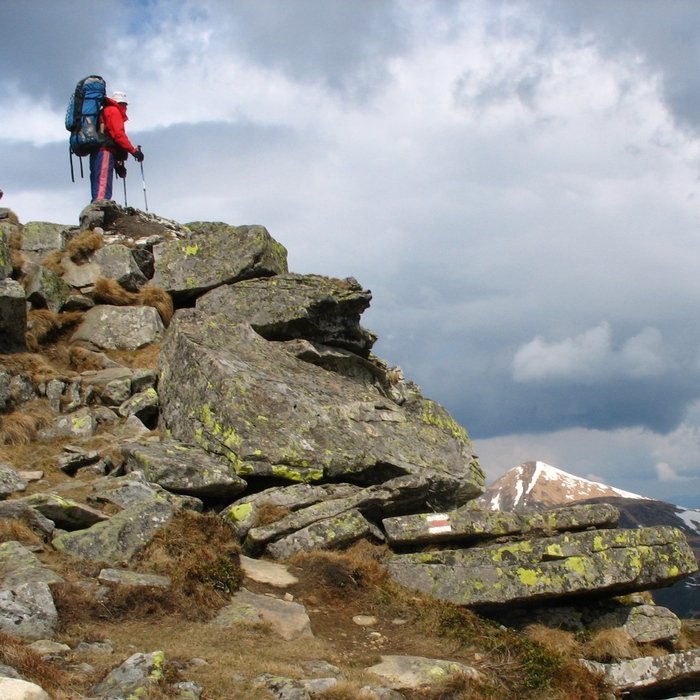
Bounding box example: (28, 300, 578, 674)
(90, 148, 115, 201)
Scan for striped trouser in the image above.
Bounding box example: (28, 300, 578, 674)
(89, 148, 115, 201)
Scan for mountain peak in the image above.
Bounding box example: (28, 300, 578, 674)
(479, 460, 648, 511)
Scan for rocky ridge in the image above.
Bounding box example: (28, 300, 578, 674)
(0, 201, 698, 699)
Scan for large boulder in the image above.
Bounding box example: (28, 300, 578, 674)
(196, 274, 376, 357)
(158, 312, 483, 507)
(19, 221, 69, 263)
(386, 526, 698, 608)
(151, 224, 288, 302)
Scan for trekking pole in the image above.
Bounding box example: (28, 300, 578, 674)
(123, 175, 128, 207)
(138, 145, 148, 211)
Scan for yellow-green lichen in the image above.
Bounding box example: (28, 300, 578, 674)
(183, 243, 199, 256)
(518, 568, 539, 586)
(227, 502, 254, 523)
(419, 400, 470, 444)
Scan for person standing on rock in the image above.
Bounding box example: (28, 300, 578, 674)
(90, 91, 144, 202)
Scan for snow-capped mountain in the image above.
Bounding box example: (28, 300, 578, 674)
(479, 460, 700, 617)
(479, 460, 649, 512)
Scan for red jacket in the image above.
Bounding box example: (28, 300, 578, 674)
(101, 98, 138, 157)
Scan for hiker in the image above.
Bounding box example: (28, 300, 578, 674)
(90, 91, 144, 202)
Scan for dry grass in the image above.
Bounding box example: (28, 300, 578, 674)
(255, 501, 292, 527)
(66, 229, 104, 263)
(523, 624, 580, 657)
(0, 520, 43, 547)
(0, 400, 54, 445)
(93, 277, 173, 326)
(0, 352, 63, 384)
(26, 309, 84, 351)
(40, 250, 65, 275)
(582, 628, 639, 661)
(105, 343, 161, 370)
(0, 630, 90, 700)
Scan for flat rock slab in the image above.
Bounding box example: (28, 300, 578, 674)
(159, 314, 483, 507)
(386, 526, 698, 608)
(23, 493, 108, 530)
(211, 587, 313, 641)
(98, 568, 171, 589)
(581, 649, 700, 695)
(383, 502, 619, 547)
(239, 555, 298, 588)
(120, 439, 247, 499)
(365, 655, 481, 690)
(0, 677, 52, 700)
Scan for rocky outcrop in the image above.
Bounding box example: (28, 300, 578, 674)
(386, 526, 697, 608)
(1, 204, 698, 699)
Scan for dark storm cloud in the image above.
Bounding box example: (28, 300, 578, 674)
(203, 0, 410, 99)
(0, 1, 133, 107)
(543, 0, 700, 131)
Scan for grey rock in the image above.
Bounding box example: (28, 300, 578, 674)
(581, 649, 700, 695)
(23, 493, 108, 530)
(0, 541, 63, 587)
(212, 587, 313, 641)
(71, 305, 164, 350)
(98, 568, 171, 588)
(91, 650, 166, 699)
(152, 223, 288, 302)
(239, 555, 299, 588)
(365, 655, 481, 690)
(53, 499, 175, 566)
(221, 482, 360, 540)
(196, 273, 376, 356)
(0, 279, 27, 352)
(0, 581, 58, 640)
(117, 387, 159, 423)
(0, 225, 10, 278)
(23, 261, 73, 312)
(593, 603, 682, 644)
(0, 463, 27, 499)
(92, 243, 148, 291)
(266, 508, 380, 560)
(120, 439, 247, 499)
(158, 315, 482, 506)
(382, 502, 620, 547)
(20, 220, 68, 260)
(36, 407, 96, 441)
(386, 526, 698, 608)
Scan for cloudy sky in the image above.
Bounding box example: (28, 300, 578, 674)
(3, 0, 700, 507)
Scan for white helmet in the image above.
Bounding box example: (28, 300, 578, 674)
(111, 91, 128, 104)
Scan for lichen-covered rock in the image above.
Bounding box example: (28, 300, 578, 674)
(0, 581, 58, 641)
(0, 541, 63, 587)
(71, 304, 164, 350)
(20, 221, 69, 262)
(23, 261, 73, 312)
(221, 482, 361, 540)
(120, 439, 247, 499)
(196, 273, 376, 356)
(158, 314, 483, 506)
(53, 500, 175, 566)
(386, 526, 698, 608)
(92, 243, 148, 291)
(23, 492, 108, 530)
(118, 386, 159, 423)
(0, 501, 55, 541)
(92, 650, 167, 699)
(0, 225, 10, 279)
(383, 502, 620, 547)
(593, 603, 682, 644)
(36, 406, 96, 441)
(152, 223, 288, 301)
(98, 568, 171, 589)
(581, 649, 700, 695)
(243, 474, 437, 555)
(266, 508, 380, 560)
(365, 655, 481, 690)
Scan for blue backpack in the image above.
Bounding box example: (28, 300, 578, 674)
(66, 75, 112, 180)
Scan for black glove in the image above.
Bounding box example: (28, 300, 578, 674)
(115, 162, 127, 179)
(133, 147, 144, 162)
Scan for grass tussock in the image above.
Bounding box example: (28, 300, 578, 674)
(290, 540, 390, 603)
(0, 519, 43, 547)
(523, 624, 580, 657)
(105, 343, 161, 370)
(68, 345, 112, 372)
(0, 352, 60, 383)
(93, 277, 173, 326)
(0, 400, 53, 445)
(40, 250, 65, 275)
(582, 627, 639, 661)
(26, 309, 84, 351)
(66, 229, 104, 263)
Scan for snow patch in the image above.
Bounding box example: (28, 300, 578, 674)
(676, 507, 700, 535)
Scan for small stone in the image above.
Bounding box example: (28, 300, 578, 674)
(353, 615, 378, 627)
